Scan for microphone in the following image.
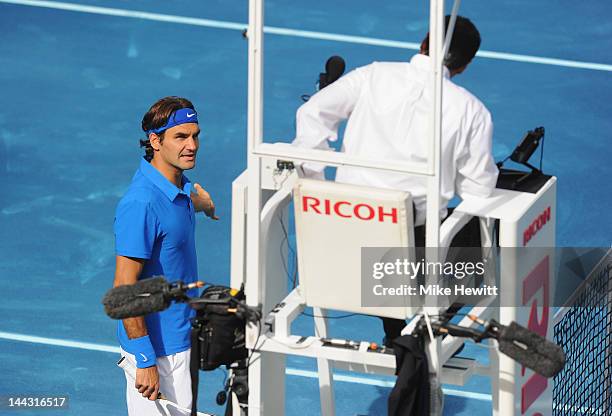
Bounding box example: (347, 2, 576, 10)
(103, 277, 261, 323)
(497, 321, 566, 378)
(427, 316, 566, 378)
(301, 55, 346, 102)
(102, 276, 171, 319)
(319, 55, 346, 90)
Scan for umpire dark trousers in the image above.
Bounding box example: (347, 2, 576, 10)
(381, 208, 482, 347)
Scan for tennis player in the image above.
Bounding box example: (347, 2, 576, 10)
(113, 96, 217, 415)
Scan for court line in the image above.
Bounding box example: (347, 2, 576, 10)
(0, 330, 492, 402)
(0, 330, 121, 353)
(287, 368, 492, 402)
(1, 0, 612, 72)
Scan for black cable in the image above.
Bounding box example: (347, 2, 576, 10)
(496, 155, 510, 169)
(424, 312, 487, 328)
(245, 321, 262, 369)
(301, 311, 358, 319)
(278, 211, 291, 282)
(431, 312, 471, 318)
(539, 135, 545, 171)
(278, 210, 298, 289)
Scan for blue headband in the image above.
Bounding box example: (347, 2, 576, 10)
(146, 108, 199, 135)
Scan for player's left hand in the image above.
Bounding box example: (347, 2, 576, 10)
(191, 183, 219, 220)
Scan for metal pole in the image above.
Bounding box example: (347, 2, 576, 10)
(245, 0, 263, 321)
(246, 0, 264, 414)
(442, 0, 461, 61)
(425, 0, 443, 250)
(425, 2, 445, 404)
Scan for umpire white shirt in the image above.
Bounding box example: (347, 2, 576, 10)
(293, 54, 498, 226)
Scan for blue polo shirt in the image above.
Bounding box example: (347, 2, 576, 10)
(114, 158, 198, 358)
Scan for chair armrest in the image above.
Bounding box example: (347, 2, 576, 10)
(261, 174, 297, 228)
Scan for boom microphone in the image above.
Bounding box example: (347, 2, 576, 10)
(102, 276, 171, 319)
(424, 316, 566, 378)
(497, 321, 566, 378)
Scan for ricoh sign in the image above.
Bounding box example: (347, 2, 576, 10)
(523, 207, 551, 246)
(301, 196, 399, 224)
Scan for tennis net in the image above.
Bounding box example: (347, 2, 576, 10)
(553, 249, 612, 415)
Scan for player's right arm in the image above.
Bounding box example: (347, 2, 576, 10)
(114, 255, 160, 401)
(114, 197, 161, 401)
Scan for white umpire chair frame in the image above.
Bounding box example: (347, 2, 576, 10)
(231, 0, 558, 415)
(240, 0, 484, 413)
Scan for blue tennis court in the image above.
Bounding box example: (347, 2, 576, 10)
(0, 0, 611, 414)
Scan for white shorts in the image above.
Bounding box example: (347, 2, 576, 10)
(120, 347, 192, 416)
